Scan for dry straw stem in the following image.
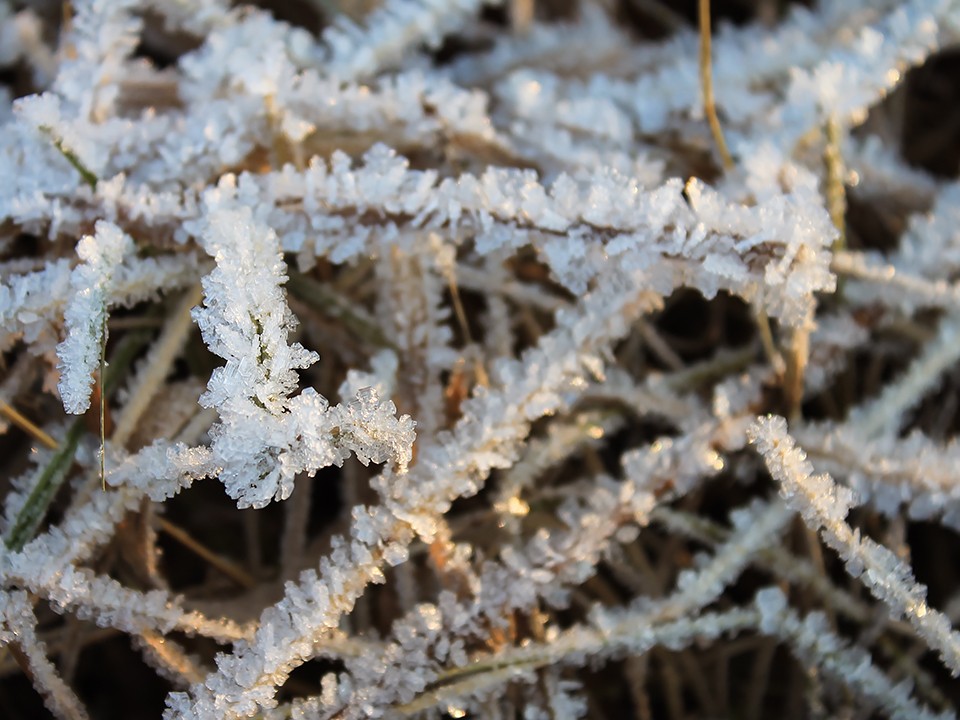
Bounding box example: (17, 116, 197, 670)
(110, 283, 203, 449)
(824, 115, 848, 254)
(698, 0, 733, 171)
(0, 401, 58, 450)
(699, 0, 796, 405)
(156, 517, 256, 589)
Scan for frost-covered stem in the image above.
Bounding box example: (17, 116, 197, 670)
(648, 499, 791, 623)
(356, 490, 776, 717)
(138, 0, 234, 35)
(3, 0, 959, 715)
(2, 445, 243, 640)
(654, 504, 947, 704)
(398, 608, 759, 716)
(754, 588, 951, 720)
(2, 439, 250, 643)
(4, 558, 252, 644)
(54, 0, 142, 121)
(344, 466, 664, 718)
(1, 253, 203, 354)
(652, 506, 869, 625)
(3, 593, 90, 720)
(795, 423, 960, 528)
(168, 275, 658, 719)
(404, 591, 946, 720)
(374, 242, 455, 437)
(334, 422, 738, 717)
(494, 410, 623, 533)
(748, 416, 960, 675)
(5, 330, 149, 551)
(168, 511, 416, 719)
(847, 315, 960, 439)
(57, 221, 134, 415)
(321, 0, 496, 80)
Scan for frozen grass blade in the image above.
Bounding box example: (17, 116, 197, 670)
(5, 331, 150, 551)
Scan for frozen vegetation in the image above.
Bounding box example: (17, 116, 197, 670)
(1, 0, 960, 717)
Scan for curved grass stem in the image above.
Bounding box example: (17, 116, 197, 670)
(699, 0, 733, 170)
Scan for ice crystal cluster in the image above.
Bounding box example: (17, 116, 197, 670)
(1, 0, 960, 718)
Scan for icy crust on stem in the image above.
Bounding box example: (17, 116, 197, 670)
(5, 139, 835, 329)
(217, 147, 835, 327)
(755, 588, 954, 720)
(192, 201, 318, 417)
(890, 181, 960, 281)
(490, 0, 960, 152)
(166, 274, 656, 719)
(0, 591, 90, 720)
(420, 589, 949, 720)
(748, 416, 960, 676)
(330, 416, 751, 718)
(193, 195, 415, 508)
(0, 439, 251, 645)
(56, 220, 133, 413)
(1, 251, 200, 354)
(53, 0, 142, 121)
(798, 424, 960, 529)
(319, 0, 494, 81)
(4, 140, 835, 335)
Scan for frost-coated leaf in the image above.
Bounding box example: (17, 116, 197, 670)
(56, 221, 133, 414)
